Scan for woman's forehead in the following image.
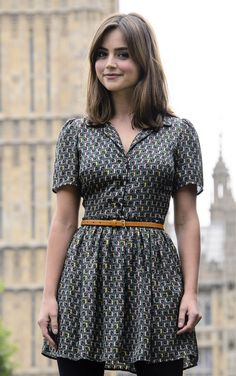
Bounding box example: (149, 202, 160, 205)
(100, 28, 127, 48)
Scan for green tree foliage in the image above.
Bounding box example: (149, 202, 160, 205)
(0, 282, 17, 376)
(0, 281, 4, 293)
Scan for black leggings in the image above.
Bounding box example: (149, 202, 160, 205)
(57, 357, 183, 376)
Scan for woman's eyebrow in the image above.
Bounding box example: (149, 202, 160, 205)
(98, 47, 128, 51)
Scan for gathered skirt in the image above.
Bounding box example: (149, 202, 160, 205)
(41, 225, 198, 374)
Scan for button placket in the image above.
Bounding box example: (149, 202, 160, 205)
(119, 155, 130, 218)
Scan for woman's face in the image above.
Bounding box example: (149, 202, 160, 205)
(95, 28, 140, 95)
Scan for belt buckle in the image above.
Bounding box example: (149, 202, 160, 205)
(112, 219, 126, 227)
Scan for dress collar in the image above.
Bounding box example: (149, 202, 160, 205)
(102, 122, 155, 157)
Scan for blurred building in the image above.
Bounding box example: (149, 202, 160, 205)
(168, 150, 236, 376)
(1, 2, 236, 376)
(194, 152, 236, 376)
(0, 1, 118, 375)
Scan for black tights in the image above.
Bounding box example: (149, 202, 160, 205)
(57, 357, 183, 376)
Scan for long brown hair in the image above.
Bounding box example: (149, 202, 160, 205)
(86, 13, 174, 129)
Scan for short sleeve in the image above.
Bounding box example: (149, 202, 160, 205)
(172, 118, 203, 196)
(52, 118, 81, 193)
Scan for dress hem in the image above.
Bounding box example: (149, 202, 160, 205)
(41, 350, 198, 373)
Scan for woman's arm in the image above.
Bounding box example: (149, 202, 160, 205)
(38, 185, 80, 348)
(173, 184, 202, 335)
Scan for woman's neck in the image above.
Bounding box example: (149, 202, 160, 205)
(111, 91, 133, 120)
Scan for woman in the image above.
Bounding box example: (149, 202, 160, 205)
(38, 13, 203, 376)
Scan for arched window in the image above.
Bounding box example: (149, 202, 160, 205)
(217, 183, 224, 199)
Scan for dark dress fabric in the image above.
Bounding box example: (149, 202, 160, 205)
(41, 115, 203, 374)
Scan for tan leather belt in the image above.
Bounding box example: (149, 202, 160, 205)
(81, 219, 164, 229)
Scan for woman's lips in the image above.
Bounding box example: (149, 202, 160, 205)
(104, 74, 122, 78)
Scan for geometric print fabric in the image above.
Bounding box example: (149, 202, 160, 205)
(41, 115, 203, 373)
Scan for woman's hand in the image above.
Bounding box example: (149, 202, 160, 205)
(38, 297, 58, 350)
(177, 293, 202, 335)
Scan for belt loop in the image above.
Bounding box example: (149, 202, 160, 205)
(120, 219, 126, 227)
(111, 219, 126, 227)
(111, 219, 117, 227)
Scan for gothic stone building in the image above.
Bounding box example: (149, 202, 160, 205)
(0, 1, 118, 375)
(195, 154, 236, 376)
(168, 152, 236, 376)
(0, 1, 236, 376)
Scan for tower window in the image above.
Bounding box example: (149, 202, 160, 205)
(217, 183, 224, 198)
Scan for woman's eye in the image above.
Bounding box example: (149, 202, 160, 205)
(95, 50, 106, 59)
(95, 50, 129, 60)
(118, 52, 129, 59)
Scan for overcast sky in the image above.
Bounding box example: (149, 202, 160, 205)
(119, 0, 236, 225)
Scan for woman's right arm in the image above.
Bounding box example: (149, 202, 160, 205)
(38, 185, 80, 350)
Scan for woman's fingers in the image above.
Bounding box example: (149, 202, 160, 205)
(177, 305, 187, 330)
(177, 295, 202, 335)
(38, 318, 58, 350)
(38, 300, 59, 350)
(177, 310, 202, 335)
(50, 313, 58, 335)
(44, 334, 57, 350)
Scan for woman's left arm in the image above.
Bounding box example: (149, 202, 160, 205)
(173, 184, 202, 335)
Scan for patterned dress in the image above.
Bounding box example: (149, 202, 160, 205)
(41, 115, 203, 373)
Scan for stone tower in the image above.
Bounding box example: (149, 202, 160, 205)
(189, 151, 236, 376)
(0, 1, 118, 375)
(210, 151, 236, 376)
(167, 149, 236, 376)
(210, 150, 236, 225)
(210, 150, 236, 282)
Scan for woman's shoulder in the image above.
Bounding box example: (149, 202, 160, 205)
(163, 115, 199, 137)
(61, 116, 86, 130)
(61, 115, 103, 131)
(163, 115, 194, 129)
(58, 116, 93, 140)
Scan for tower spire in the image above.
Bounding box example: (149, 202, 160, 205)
(219, 133, 223, 159)
(210, 135, 236, 224)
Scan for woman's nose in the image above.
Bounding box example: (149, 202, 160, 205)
(106, 54, 117, 68)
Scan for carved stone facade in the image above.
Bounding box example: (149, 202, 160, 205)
(168, 152, 236, 376)
(0, 1, 118, 375)
(1, 2, 235, 376)
(194, 154, 236, 376)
